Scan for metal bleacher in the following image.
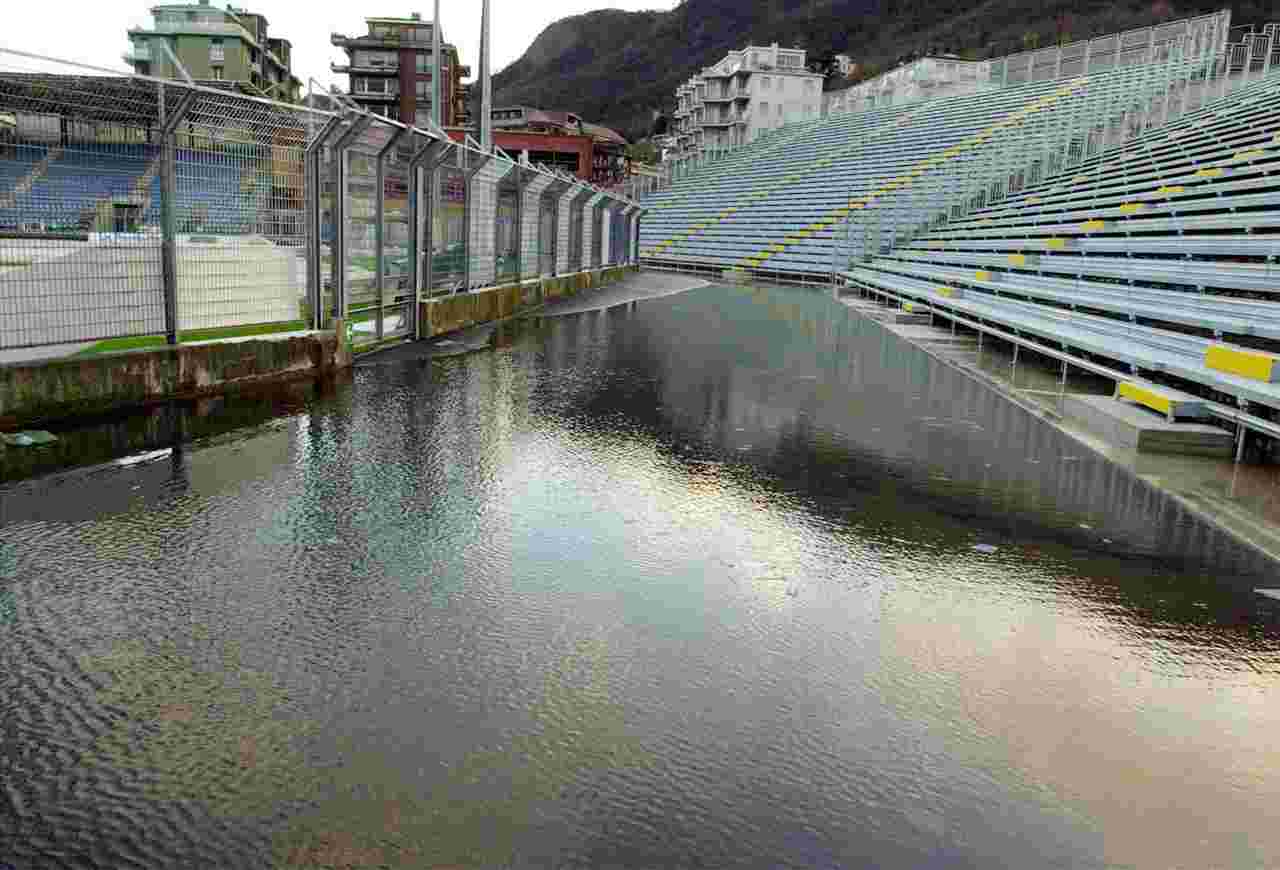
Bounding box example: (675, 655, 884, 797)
(641, 36, 1249, 276)
(639, 21, 1280, 436)
(844, 66, 1280, 426)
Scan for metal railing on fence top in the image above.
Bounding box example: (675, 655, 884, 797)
(0, 48, 642, 354)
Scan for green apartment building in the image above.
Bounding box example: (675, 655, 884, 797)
(124, 0, 301, 102)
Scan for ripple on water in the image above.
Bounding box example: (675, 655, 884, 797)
(1, 279, 1279, 868)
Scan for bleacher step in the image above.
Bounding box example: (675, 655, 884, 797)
(1204, 344, 1280, 383)
(1114, 380, 1209, 421)
(1063, 394, 1232, 456)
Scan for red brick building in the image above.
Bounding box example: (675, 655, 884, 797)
(331, 14, 469, 128)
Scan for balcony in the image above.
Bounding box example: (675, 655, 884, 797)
(703, 91, 732, 103)
(331, 61, 399, 75)
(351, 89, 398, 102)
(139, 19, 250, 38)
(702, 115, 733, 127)
(122, 45, 151, 64)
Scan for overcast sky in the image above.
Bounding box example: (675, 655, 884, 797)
(1, 0, 678, 91)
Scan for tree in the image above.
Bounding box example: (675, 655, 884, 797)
(627, 141, 659, 164)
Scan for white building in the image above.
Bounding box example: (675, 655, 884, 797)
(670, 43, 825, 157)
(822, 56, 994, 116)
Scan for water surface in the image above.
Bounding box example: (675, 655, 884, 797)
(3, 279, 1279, 869)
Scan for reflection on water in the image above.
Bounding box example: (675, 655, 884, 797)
(2, 279, 1279, 869)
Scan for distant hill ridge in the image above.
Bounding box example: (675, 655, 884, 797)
(492, 0, 1267, 142)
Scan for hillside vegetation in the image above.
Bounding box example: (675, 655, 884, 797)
(491, 0, 1267, 141)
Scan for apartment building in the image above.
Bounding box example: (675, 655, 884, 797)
(330, 14, 470, 128)
(671, 43, 824, 157)
(124, 0, 301, 101)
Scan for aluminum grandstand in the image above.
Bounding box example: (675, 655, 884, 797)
(639, 12, 1280, 453)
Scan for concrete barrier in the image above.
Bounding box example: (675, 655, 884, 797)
(419, 265, 637, 339)
(1, 263, 636, 425)
(0, 331, 349, 426)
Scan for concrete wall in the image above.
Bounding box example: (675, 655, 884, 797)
(419, 264, 637, 339)
(0, 330, 350, 425)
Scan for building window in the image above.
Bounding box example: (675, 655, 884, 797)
(209, 38, 224, 63)
(357, 77, 389, 94)
(415, 109, 433, 128)
(761, 76, 771, 90)
(211, 65, 223, 80)
(805, 80, 815, 93)
(416, 80, 429, 97)
(759, 101, 769, 116)
(415, 52, 433, 73)
(136, 61, 151, 76)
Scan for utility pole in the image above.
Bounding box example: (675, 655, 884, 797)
(480, 0, 492, 149)
(432, 0, 442, 126)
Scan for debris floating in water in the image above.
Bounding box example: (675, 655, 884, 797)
(1, 430, 58, 447)
(972, 543, 998, 554)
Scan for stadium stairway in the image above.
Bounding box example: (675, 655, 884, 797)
(843, 67, 1280, 420)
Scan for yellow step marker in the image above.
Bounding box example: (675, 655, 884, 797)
(1046, 238, 1068, 250)
(1008, 253, 1029, 267)
(1072, 174, 1089, 184)
(1232, 148, 1265, 161)
(974, 270, 993, 281)
(1118, 203, 1145, 215)
(902, 301, 918, 313)
(757, 251, 774, 261)
(1204, 344, 1280, 382)
(927, 240, 945, 249)
(1117, 382, 1172, 416)
(796, 229, 812, 238)
(1079, 219, 1106, 232)
(1155, 185, 1184, 196)
(977, 217, 993, 224)
(1026, 196, 1041, 204)
(936, 286, 963, 298)
(1195, 167, 1225, 178)
(768, 244, 786, 253)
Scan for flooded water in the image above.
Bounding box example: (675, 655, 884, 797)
(3, 277, 1280, 869)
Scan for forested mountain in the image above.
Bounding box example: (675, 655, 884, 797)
(491, 0, 1267, 142)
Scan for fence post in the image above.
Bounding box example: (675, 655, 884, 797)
(416, 140, 455, 300)
(408, 137, 449, 336)
(463, 147, 492, 292)
(305, 116, 343, 332)
(330, 115, 373, 328)
(374, 128, 406, 343)
(157, 82, 196, 345)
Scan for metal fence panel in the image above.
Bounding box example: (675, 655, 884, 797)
(0, 48, 639, 354)
(520, 173, 550, 281)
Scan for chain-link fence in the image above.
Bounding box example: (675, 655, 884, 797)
(0, 49, 641, 354)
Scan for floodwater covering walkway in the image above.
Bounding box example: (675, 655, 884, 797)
(3, 275, 1280, 868)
